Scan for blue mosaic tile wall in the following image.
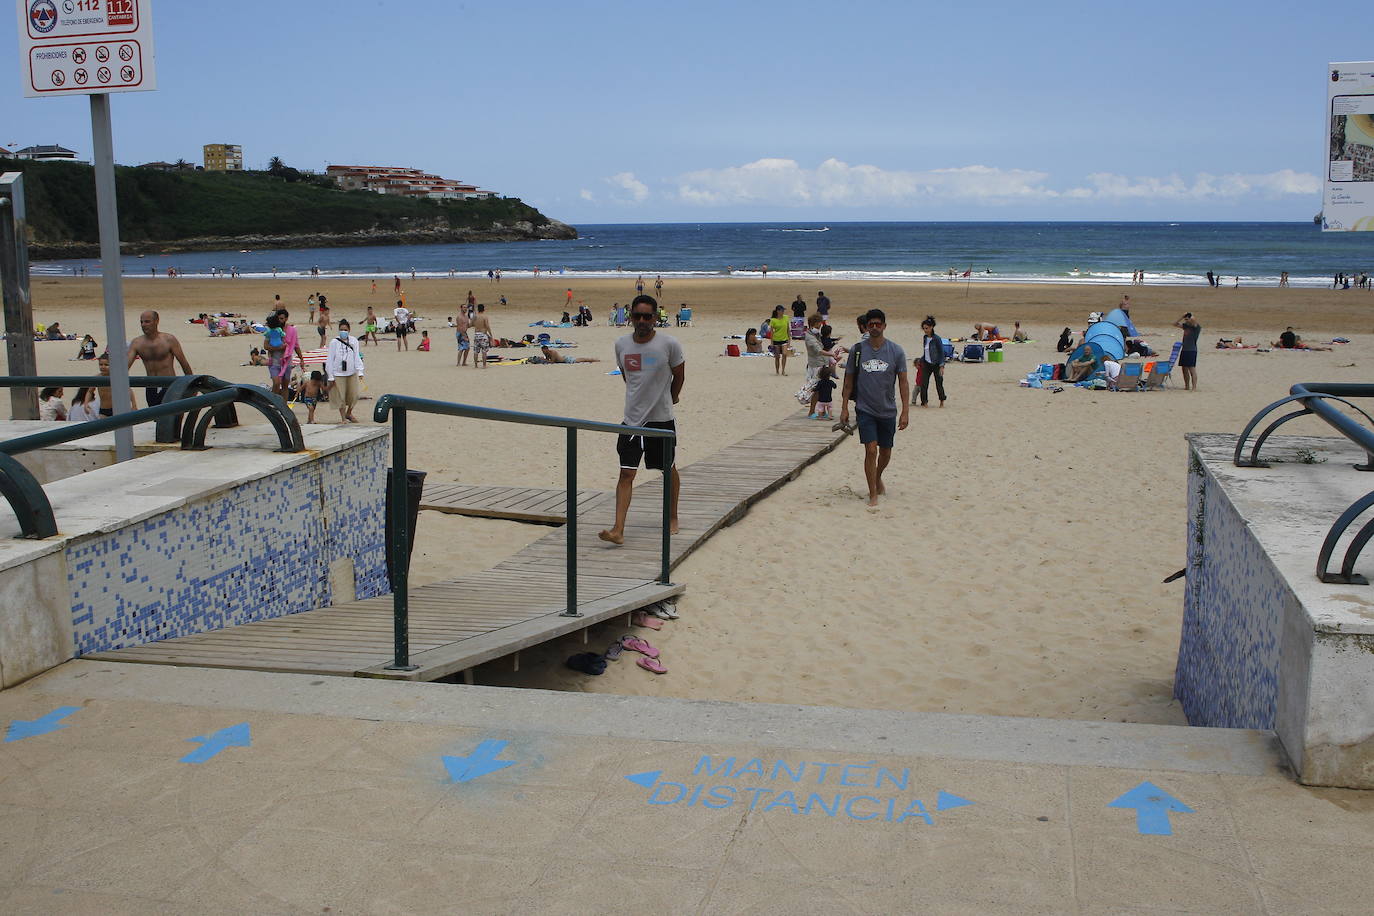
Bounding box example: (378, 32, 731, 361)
(1174, 459, 1287, 729)
(66, 437, 388, 654)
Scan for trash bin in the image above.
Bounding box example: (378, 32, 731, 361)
(385, 468, 427, 589)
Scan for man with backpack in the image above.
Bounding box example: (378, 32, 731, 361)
(838, 309, 909, 509)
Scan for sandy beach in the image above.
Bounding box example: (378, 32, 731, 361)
(18, 275, 1374, 724)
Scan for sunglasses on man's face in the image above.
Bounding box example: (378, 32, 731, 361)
(632, 313, 656, 321)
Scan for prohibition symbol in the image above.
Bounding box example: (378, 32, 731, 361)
(96, 66, 111, 83)
(72, 48, 87, 64)
(50, 69, 65, 86)
(119, 44, 134, 61)
(119, 66, 134, 82)
(74, 68, 88, 85)
(95, 46, 109, 63)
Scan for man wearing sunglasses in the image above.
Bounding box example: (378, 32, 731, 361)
(838, 308, 909, 509)
(599, 295, 686, 545)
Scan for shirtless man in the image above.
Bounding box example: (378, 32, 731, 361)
(126, 310, 193, 406)
(454, 308, 471, 366)
(470, 303, 494, 369)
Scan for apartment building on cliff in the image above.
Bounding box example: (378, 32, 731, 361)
(325, 165, 496, 200)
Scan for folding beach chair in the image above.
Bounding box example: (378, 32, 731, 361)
(961, 343, 986, 363)
(1113, 361, 1145, 391)
(676, 307, 693, 326)
(1144, 341, 1183, 390)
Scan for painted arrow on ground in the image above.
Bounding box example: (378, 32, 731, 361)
(624, 770, 662, 788)
(5, 706, 81, 743)
(180, 722, 252, 764)
(442, 739, 517, 783)
(1108, 781, 1194, 835)
(936, 791, 975, 812)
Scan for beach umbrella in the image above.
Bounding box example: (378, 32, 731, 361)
(1084, 322, 1126, 359)
(1103, 308, 1139, 337)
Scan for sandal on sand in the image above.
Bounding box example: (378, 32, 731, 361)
(637, 657, 668, 675)
(620, 636, 660, 659)
(605, 641, 624, 661)
(651, 600, 680, 620)
(632, 610, 664, 630)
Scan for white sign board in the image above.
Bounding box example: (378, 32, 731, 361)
(16, 0, 155, 97)
(1324, 61, 1374, 231)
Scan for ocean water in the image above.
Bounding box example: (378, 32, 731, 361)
(32, 221, 1373, 289)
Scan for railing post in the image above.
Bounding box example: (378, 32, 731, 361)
(562, 427, 580, 616)
(660, 437, 673, 584)
(386, 406, 417, 670)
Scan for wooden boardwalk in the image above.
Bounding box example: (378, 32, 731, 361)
(87, 412, 848, 682)
(419, 482, 607, 524)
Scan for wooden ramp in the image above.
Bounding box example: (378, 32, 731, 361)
(86, 412, 848, 681)
(420, 482, 607, 524)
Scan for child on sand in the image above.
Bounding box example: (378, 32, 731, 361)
(417, 330, 431, 351)
(809, 366, 836, 420)
(300, 371, 325, 424)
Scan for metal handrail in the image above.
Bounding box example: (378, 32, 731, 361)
(0, 376, 307, 538)
(372, 393, 677, 671)
(1233, 382, 1374, 584)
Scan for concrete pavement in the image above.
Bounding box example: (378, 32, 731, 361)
(2, 661, 1371, 914)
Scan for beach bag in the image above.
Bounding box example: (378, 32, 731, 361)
(794, 378, 818, 404)
(726, 344, 741, 357)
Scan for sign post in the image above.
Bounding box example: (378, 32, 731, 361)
(0, 172, 37, 420)
(1324, 62, 1374, 232)
(16, 0, 157, 459)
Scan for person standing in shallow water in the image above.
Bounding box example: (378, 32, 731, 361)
(838, 308, 909, 509)
(598, 295, 685, 546)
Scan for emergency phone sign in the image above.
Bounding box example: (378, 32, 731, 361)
(17, 0, 156, 96)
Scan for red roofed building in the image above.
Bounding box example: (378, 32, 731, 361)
(325, 165, 496, 200)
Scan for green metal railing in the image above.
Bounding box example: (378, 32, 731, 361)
(373, 394, 676, 671)
(0, 375, 304, 537)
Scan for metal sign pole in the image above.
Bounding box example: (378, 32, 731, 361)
(0, 171, 37, 419)
(89, 93, 134, 461)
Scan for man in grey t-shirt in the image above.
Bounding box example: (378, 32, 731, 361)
(839, 308, 909, 509)
(598, 295, 686, 546)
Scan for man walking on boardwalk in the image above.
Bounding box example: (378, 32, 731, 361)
(838, 308, 909, 509)
(598, 295, 685, 546)
(127, 310, 193, 407)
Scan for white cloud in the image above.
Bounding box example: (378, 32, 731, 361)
(656, 157, 1319, 208)
(579, 188, 595, 201)
(605, 171, 648, 202)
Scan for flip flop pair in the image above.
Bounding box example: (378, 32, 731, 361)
(637, 657, 667, 675)
(631, 611, 664, 630)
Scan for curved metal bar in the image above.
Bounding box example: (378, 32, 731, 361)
(1340, 515, 1374, 583)
(187, 408, 218, 451)
(157, 376, 303, 453)
(1316, 491, 1374, 584)
(0, 452, 57, 539)
(155, 375, 241, 443)
(1245, 408, 1313, 466)
(1235, 392, 1374, 467)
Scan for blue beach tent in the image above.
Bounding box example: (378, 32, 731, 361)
(1084, 322, 1126, 359)
(1103, 308, 1139, 337)
(1067, 341, 1106, 371)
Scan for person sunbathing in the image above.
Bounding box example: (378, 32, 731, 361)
(540, 345, 600, 363)
(743, 327, 765, 353)
(973, 322, 1001, 340)
(1216, 337, 1257, 349)
(1273, 328, 1332, 350)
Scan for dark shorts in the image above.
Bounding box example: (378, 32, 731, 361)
(395, 324, 409, 336)
(146, 387, 166, 407)
(617, 420, 676, 471)
(1178, 350, 1197, 368)
(769, 341, 787, 355)
(856, 410, 896, 449)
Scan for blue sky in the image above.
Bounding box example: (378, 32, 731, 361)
(2, 0, 1362, 223)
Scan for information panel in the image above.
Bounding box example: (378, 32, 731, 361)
(16, 0, 156, 97)
(1324, 62, 1374, 231)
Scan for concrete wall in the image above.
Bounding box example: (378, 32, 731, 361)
(0, 425, 389, 686)
(1177, 434, 1374, 788)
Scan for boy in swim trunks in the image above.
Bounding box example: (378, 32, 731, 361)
(470, 303, 494, 369)
(300, 370, 325, 424)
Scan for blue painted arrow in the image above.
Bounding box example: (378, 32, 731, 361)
(936, 790, 975, 812)
(5, 706, 81, 743)
(1108, 781, 1194, 835)
(442, 739, 517, 783)
(624, 770, 662, 788)
(180, 722, 251, 764)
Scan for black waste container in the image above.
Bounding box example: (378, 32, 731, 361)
(385, 468, 427, 589)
